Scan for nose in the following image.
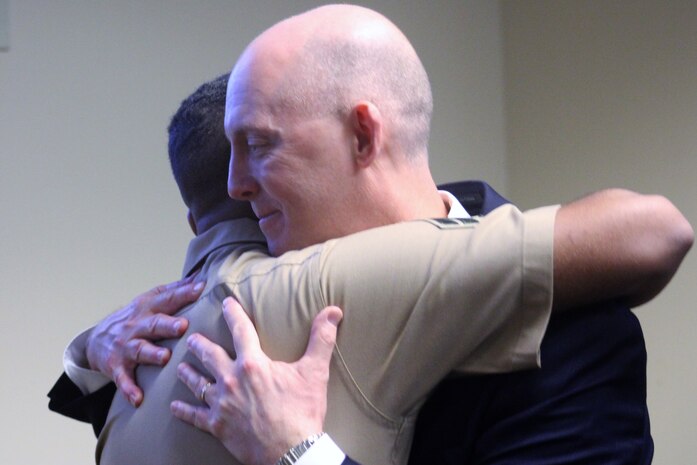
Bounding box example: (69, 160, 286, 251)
(228, 153, 259, 200)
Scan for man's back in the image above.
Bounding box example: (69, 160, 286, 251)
(98, 197, 557, 465)
(98, 221, 258, 463)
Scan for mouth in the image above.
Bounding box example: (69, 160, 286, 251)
(254, 207, 278, 221)
(254, 207, 281, 229)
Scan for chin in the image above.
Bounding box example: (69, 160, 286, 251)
(268, 239, 289, 257)
(269, 236, 308, 257)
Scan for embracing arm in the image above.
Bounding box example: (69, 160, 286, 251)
(83, 277, 203, 406)
(163, 189, 691, 465)
(553, 189, 693, 310)
(49, 274, 203, 432)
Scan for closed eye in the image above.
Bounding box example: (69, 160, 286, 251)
(248, 141, 271, 157)
(246, 133, 278, 158)
(232, 127, 277, 157)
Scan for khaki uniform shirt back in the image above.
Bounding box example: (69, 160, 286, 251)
(98, 204, 556, 465)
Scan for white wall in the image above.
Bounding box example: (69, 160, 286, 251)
(503, 1, 697, 464)
(0, 1, 505, 463)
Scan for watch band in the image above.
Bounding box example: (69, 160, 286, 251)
(275, 433, 325, 465)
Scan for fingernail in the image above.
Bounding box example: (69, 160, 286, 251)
(130, 393, 139, 406)
(173, 321, 182, 332)
(193, 282, 205, 293)
(327, 310, 342, 327)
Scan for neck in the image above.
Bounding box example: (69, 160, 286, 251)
(392, 180, 447, 221)
(365, 159, 447, 224)
(191, 199, 256, 235)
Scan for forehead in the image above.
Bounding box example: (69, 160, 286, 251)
(225, 70, 267, 134)
(223, 48, 293, 138)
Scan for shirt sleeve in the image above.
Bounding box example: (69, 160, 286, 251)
(318, 204, 557, 416)
(295, 434, 346, 465)
(63, 326, 111, 395)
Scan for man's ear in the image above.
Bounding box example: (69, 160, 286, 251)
(187, 210, 198, 235)
(350, 101, 382, 168)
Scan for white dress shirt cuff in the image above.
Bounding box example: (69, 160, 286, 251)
(63, 327, 111, 395)
(295, 434, 346, 465)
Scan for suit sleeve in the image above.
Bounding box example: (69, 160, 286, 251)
(47, 326, 116, 437)
(47, 372, 116, 437)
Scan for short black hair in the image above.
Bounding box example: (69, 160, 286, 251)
(168, 73, 231, 213)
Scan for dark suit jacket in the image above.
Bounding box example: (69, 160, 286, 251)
(405, 181, 653, 465)
(49, 181, 653, 464)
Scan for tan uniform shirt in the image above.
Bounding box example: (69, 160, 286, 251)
(98, 204, 557, 465)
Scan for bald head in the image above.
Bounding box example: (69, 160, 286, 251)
(229, 4, 433, 159)
(225, 5, 445, 255)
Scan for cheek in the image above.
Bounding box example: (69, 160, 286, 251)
(254, 158, 293, 195)
(266, 160, 316, 200)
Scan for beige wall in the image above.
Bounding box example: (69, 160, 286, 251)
(503, 1, 697, 464)
(0, 1, 504, 463)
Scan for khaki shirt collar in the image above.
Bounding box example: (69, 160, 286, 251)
(182, 193, 467, 277)
(182, 218, 265, 277)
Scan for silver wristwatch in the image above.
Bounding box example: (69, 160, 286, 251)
(275, 433, 325, 465)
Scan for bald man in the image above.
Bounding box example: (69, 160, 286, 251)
(52, 4, 692, 465)
(161, 5, 690, 465)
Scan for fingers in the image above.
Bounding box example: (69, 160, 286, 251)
(85, 277, 204, 409)
(301, 306, 342, 369)
(149, 280, 205, 315)
(170, 400, 211, 433)
(113, 366, 143, 407)
(186, 333, 234, 380)
(129, 313, 189, 340)
(177, 362, 217, 405)
(154, 271, 199, 293)
(125, 338, 172, 366)
(222, 297, 261, 360)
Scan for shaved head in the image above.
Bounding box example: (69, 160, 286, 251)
(229, 4, 433, 159)
(225, 4, 445, 254)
